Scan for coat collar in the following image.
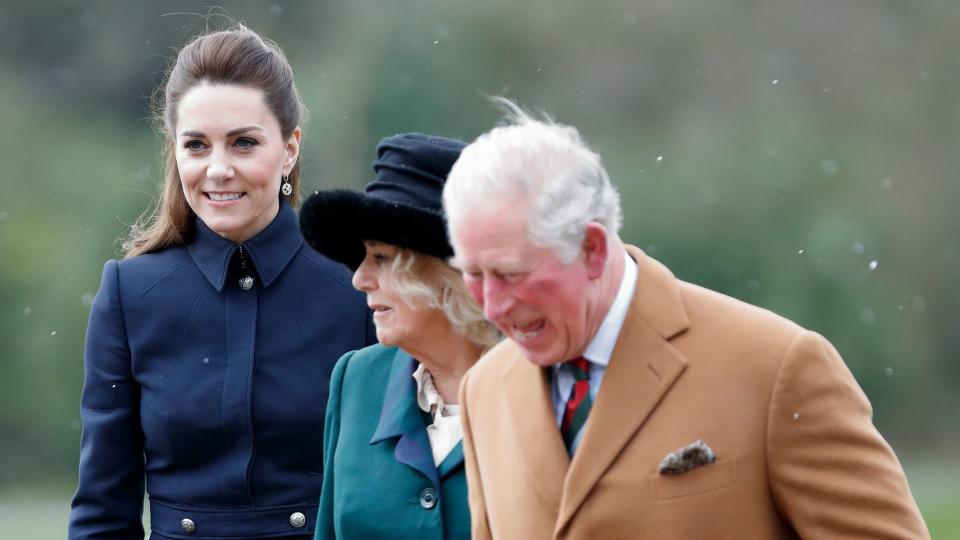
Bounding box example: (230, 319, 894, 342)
(186, 203, 304, 292)
(370, 348, 443, 488)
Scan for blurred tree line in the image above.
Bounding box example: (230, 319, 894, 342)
(0, 0, 957, 491)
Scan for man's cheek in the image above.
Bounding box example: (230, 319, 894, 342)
(467, 281, 484, 307)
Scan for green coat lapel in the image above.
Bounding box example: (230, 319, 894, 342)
(437, 441, 464, 479)
(369, 349, 440, 489)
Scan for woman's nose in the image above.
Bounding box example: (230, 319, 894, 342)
(206, 150, 234, 181)
(351, 261, 376, 292)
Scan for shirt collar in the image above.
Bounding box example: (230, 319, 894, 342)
(186, 203, 304, 292)
(413, 363, 460, 418)
(581, 250, 638, 367)
(413, 362, 439, 414)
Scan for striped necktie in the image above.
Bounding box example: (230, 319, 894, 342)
(561, 357, 593, 452)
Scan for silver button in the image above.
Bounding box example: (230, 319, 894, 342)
(419, 487, 437, 509)
(239, 275, 254, 290)
(180, 518, 196, 533)
(289, 511, 306, 528)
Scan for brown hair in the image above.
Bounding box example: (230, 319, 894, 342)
(123, 24, 306, 258)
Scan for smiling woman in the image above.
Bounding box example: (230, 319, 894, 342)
(174, 83, 300, 244)
(68, 25, 374, 540)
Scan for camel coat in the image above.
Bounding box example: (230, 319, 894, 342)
(459, 245, 928, 539)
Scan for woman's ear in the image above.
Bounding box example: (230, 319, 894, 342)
(282, 126, 302, 174)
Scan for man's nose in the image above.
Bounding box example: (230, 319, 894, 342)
(482, 279, 513, 323)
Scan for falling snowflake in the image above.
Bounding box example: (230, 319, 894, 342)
(820, 160, 838, 177)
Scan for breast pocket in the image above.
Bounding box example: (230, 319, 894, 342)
(650, 457, 738, 500)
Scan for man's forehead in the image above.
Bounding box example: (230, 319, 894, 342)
(450, 250, 531, 272)
(449, 202, 540, 266)
(451, 235, 553, 276)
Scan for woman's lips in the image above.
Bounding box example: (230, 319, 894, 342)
(370, 304, 392, 317)
(205, 192, 245, 206)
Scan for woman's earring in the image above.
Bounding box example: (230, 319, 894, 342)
(281, 175, 293, 196)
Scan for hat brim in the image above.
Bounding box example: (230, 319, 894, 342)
(300, 189, 453, 270)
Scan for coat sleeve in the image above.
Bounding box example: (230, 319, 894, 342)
(458, 368, 493, 540)
(315, 350, 354, 540)
(68, 260, 145, 539)
(767, 331, 930, 539)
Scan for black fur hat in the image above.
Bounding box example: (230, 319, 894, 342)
(300, 133, 466, 270)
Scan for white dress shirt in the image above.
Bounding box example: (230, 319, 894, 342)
(551, 251, 638, 453)
(413, 363, 462, 467)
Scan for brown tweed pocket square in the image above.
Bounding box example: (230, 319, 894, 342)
(658, 439, 717, 475)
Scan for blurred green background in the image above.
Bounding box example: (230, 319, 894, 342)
(1, 0, 957, 537)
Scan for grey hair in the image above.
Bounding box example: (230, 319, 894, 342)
(444, 97, 622, 263)
(389, 248, 501, 348)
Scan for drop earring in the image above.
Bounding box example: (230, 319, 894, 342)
(281, 175, 293, 196)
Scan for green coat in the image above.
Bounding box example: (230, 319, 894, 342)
(315, 344, 470, 540)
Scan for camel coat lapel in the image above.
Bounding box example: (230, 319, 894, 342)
(502, 355, 570, 512)
(556, 246, 690, 534)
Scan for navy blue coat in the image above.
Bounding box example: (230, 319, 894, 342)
(69, 204, 375, 539)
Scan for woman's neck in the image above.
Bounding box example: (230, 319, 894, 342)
(403, 331, 484, 405)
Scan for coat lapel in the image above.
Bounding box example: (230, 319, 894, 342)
(437, 441, 464, 479)
(502, 353, 569, 512)
(556, 246, 690, 533)
(369, 349, 440, 489)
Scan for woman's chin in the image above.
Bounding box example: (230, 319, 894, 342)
(374, 328, 397, 347)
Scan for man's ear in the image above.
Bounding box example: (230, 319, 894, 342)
(582, 222, 608, 280)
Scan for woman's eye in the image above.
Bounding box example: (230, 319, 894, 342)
(184, 140, 206, 151)
(235, 137, 259, 149)
(373, 254, 391, 264)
